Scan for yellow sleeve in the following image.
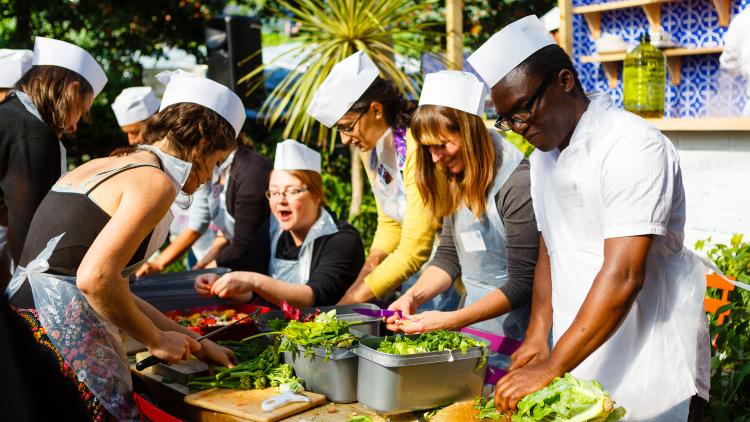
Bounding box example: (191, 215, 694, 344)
(364, 131, 437, 298)
(361, 150, 402, 256)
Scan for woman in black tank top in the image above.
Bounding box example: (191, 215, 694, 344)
(7, 83, 245, 420)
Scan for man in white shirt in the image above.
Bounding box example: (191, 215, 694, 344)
(719, 7, 750, 115)
(468, 16, 709, 421)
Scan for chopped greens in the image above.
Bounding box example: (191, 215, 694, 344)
(245, 309, 361, 359)
(376, 330, 489, 370)
(187, 344, 301, 391)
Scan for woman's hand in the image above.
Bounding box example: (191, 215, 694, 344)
(193, 339, 237, 368)
(385, 294, 419, 331)
(194, 273, 219, 297)
(209, 272, 255, 303)
(508, 336, 550, 371)
(149, 331, 201, 364)
(396, 310, 457, 334)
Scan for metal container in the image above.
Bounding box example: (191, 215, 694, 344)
(255, 303, 383, 337)
(355, 335, 488, 414)
(283, 346, 358, 403)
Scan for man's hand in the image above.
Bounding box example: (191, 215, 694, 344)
(494, 359, 560, 412)
(508, 336, 550, 371)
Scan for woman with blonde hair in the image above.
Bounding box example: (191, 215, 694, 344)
(387, 71, 539, 347)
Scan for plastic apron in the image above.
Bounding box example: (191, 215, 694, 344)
(369, 128, 406, 224)
(267, 208, 339, 284)
(208, 149, 237, 241)
(0, 92, 68, 275)
(452, 136, 528, 340)
(5, 144, 191, 421)
(531, 96, 709, 420)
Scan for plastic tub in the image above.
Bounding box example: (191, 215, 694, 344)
(354, 334, 488, 414)
(283, 346, 358, 403)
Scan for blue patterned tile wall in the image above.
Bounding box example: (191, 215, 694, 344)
(572, 0, 748, 117)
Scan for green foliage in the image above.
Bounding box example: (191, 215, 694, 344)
(504, 131, 535, 157)
(322, 170, 378, 251)
(240, 0, 438, 147)
(377, 330, 487, 355)
(695, 235, 750, 420)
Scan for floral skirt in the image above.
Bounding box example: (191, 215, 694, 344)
(15, 308, 114, 422)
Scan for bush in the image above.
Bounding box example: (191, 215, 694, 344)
(695, 234, 750, 420)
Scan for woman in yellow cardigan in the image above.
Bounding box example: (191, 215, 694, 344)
(307, 51, 461, 310)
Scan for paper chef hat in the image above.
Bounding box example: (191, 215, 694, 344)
(0, 49, 33, 88)
(274, 139, 321, 173)
(418, 71, 486, 117)
(157, 70, 245, 137)
(111, 87, 160, 126)
(307, 51, 380, 128)
(32, 37, 107, 96)
(467, 15, 555, 89)
(541, 7, 561, 32)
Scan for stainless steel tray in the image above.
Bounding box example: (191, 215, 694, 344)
(283, 345, 358, 403)
(354, 334, 487, 414)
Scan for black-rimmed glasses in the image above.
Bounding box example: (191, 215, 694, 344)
(494, 72, 556, 132)
(335, 111, 366, 133)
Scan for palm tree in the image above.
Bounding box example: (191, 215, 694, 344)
(241, 0, 437, 219)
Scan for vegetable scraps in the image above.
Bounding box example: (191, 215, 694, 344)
(474, 373, 627, 422)
(170, 308, 250, 328)
(187, 344, 301, 391)
(245, 309, 361, 359)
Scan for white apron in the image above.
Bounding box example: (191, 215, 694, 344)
(369, 128, 407, 223)
(530, 95, 709, 420)
(208, 149, 236, 241)
(452, 135, 527, 339)
(267, 208, 339, 284)
(5, 145, 191, 421)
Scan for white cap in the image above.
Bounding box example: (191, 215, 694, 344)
(418, 71, 485, 117)
(540, 7, 560, 32)
(467, 15, 555, 88)
(157, 70, 245, 137)
(32, 36, 107, 96)
(0, 49, 33, 88)
(274, 139, 321, 173)
(307, 51, 380, 128)
(111, 87, 160, 126)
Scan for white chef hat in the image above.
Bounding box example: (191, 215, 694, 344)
(307, 51, 380, 128)
(0, 49, 33, 88)
(274, 139, 321, 173)
(32, 36, 107, 96)
(111, 86, 160, 126)
(540, 7, 561, 32)
(467, 15, 555, 88)
(157, 70, 245, 137)
(418, 71, 486, 117)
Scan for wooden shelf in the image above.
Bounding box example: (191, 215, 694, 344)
(648, 117, 750, 131)
(581, 46, 724, 87)
(573, 0, 677, 39)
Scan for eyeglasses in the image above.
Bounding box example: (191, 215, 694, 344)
(335, 111, 365, 133)
(265, 187, 309, 201)
(494, 72, 555, 132)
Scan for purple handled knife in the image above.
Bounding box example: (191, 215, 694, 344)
(353, 308, 403, 318)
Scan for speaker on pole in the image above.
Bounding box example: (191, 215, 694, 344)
(205, 15, 264, 110)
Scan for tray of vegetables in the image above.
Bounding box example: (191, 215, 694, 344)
(354, 330, 490, 415)
(164, 304, 270, 341)
(245, 305, 365, 403)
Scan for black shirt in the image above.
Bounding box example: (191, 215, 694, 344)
(234, 208, 365, 306)
(0, 94, 60, 288)
(216, 145, 272, 269)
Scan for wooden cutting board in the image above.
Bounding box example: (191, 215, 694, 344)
(184, 387, 326, 422)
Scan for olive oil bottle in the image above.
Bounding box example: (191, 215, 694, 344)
(623, 33, 666, 118)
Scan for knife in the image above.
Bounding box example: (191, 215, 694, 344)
(352, 308, 403, 319)
(135, 309, 258, 371)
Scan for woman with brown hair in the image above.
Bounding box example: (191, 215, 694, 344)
(5, 72, 244, 420)
(0, 37, 107, 287)
(307, 51, 454, 310)
(194, 140, 365, 308)
(386, 71, 539, 348)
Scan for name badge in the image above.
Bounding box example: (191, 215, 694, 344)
(459, 230, 486, 252)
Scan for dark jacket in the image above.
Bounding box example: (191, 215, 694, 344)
(216, 145, 272, 268)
